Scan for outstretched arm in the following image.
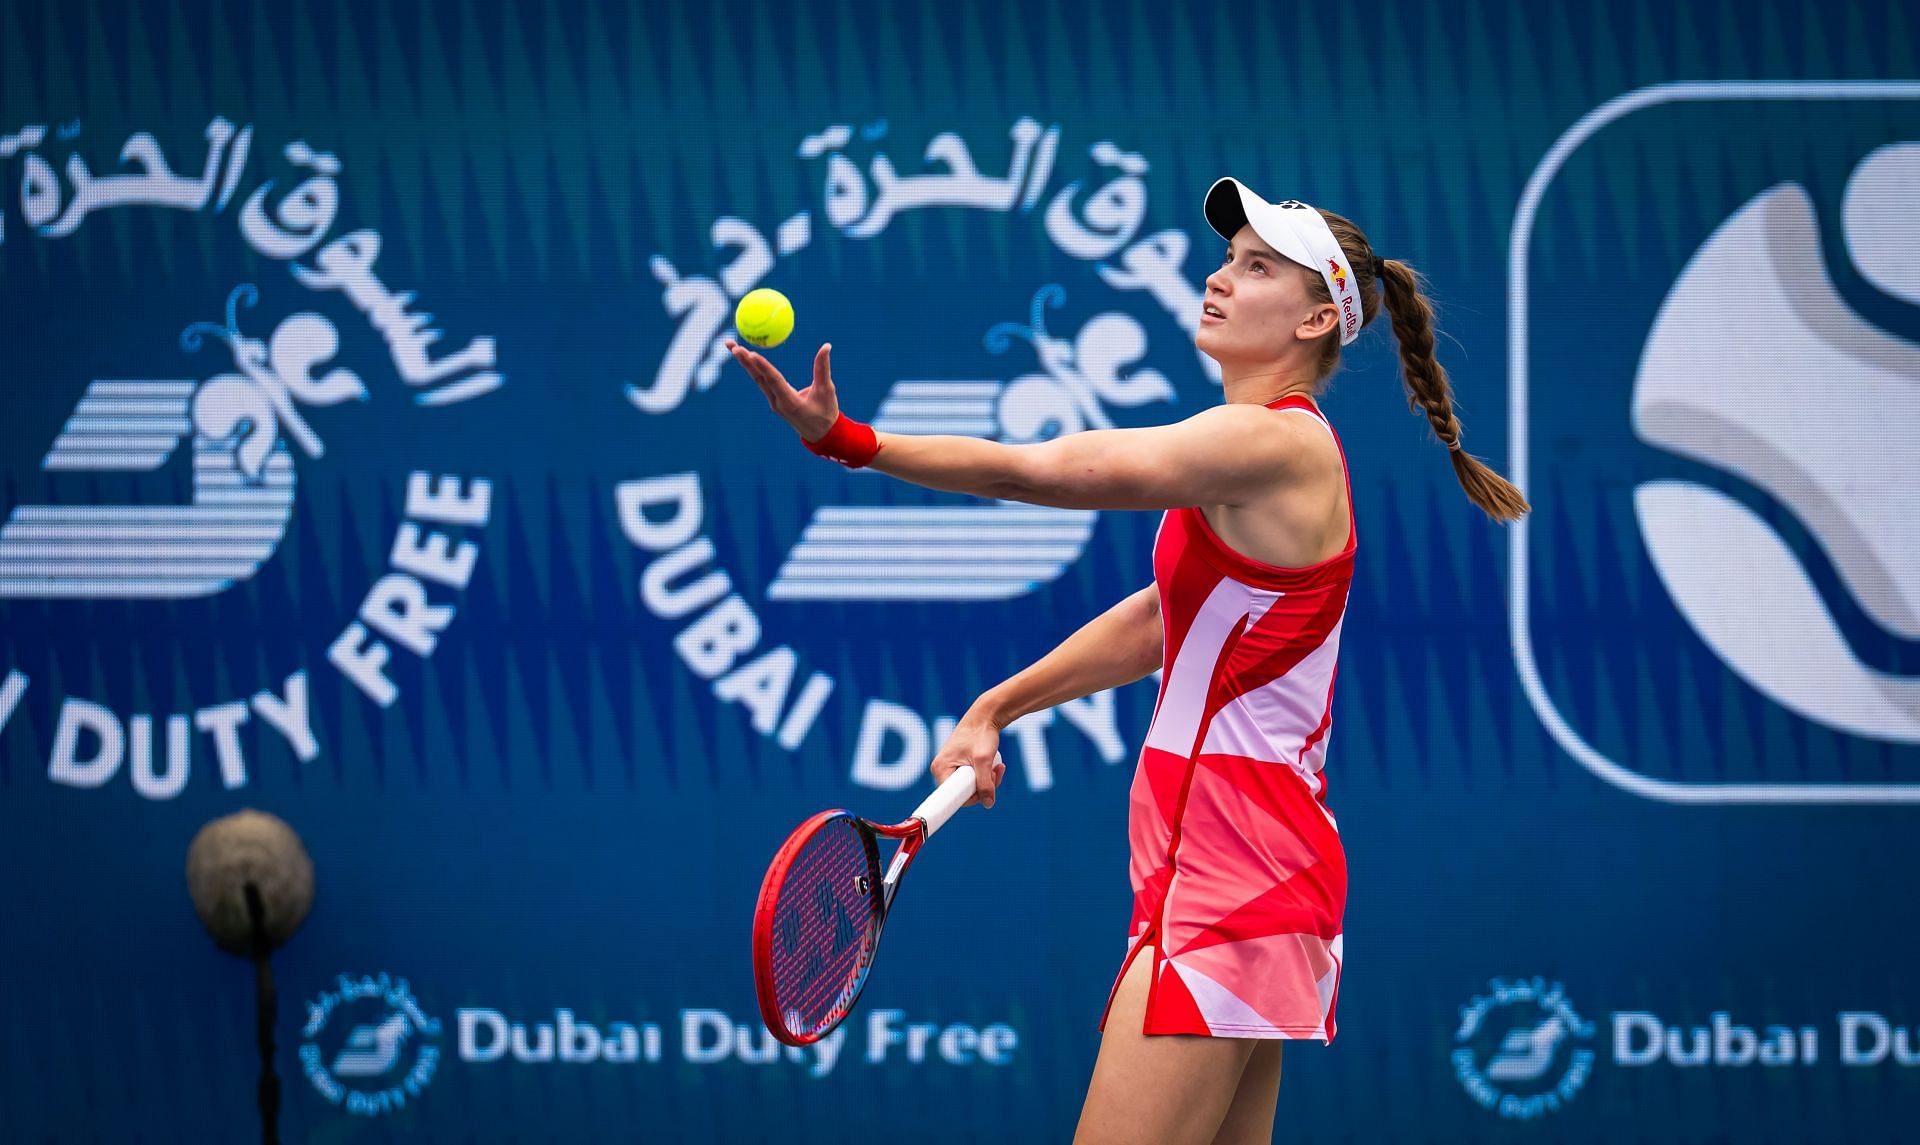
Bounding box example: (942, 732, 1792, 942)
(867, 410, 1295, 510)
(932, 582, 1163, 808)
(726, 341, 1309, 510)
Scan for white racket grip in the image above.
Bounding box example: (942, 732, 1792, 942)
(913, 762, 982, 839)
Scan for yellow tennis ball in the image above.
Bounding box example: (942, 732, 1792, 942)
(735, 288, 795, 349)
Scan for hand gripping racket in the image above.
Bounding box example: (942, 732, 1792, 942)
(752, 763, 982, 1046)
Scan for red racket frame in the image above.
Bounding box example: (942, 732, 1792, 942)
(752, 810, 929, 1046)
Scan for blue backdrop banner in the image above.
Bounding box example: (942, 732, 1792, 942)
(3, 1, 1919, 1141)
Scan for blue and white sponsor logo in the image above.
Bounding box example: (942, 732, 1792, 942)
(300, 975, 1020, 1116)
(616, 118, 1214, 793)
(1452, 978, 1920, 1115)
(300, 973, 443, 1118)
(1509, 82, 1920, 804)
(1451, 977, 1597, 1121)
(0, 286, 355, 600)
(1632, 159, 1920, 746)
(0, 118, 504, 800)
(450, 1005, 1016, 1078)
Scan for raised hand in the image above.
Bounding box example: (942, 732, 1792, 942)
(725, 340, 840, 443)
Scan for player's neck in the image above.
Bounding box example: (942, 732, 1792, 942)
(1219, 362, 1321, 408)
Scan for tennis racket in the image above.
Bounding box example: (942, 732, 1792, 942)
(752, 761, 984, 1046)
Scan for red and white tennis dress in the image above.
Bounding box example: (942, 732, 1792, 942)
(1102, 394, 1353, 1042)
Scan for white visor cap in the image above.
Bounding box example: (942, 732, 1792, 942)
(1204, 178, 1363, 346)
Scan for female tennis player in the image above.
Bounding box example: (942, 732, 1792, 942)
(726, 178, 1526, 1144)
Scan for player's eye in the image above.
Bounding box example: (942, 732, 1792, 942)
(1252, 261, 1267, 274)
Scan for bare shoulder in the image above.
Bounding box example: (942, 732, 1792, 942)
(1178, 402, 1341, 476)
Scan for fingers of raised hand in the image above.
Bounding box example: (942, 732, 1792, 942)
(726, 341, 792, 408)
(812, 343, 834, 392)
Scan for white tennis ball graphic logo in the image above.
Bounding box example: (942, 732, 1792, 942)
(736, 288, 795, 349)
(1633, 143, 1920, 742)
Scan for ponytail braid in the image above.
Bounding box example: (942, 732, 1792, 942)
(1372, 257, 1529, 522)
(1287, 208, 1531, 523)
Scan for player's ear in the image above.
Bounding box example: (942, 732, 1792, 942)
(1296, 304, 1339, 342)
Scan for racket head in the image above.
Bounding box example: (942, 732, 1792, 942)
(752, 810, 886, 1046)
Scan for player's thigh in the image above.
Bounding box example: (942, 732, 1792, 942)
(1074, 948, 1256, 1145)
(1210, 1038, 1282, 1145)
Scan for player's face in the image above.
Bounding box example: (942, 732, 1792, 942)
(1196, 224, 1333, 366)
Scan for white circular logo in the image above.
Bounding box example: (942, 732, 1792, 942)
(1632, 147, 1920, 744)
(1451, 977, 1595, 1121)
(300, 972, 443, 1118)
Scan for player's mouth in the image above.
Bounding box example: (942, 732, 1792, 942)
(1201, 302, 1227, 324)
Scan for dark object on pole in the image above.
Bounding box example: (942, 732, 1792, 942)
(187, 811, 314, 1145)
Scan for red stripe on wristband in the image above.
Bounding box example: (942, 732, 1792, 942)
(802, 413, 882, 469)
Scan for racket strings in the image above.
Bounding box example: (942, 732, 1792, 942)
(768, 819, 879, 1037)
